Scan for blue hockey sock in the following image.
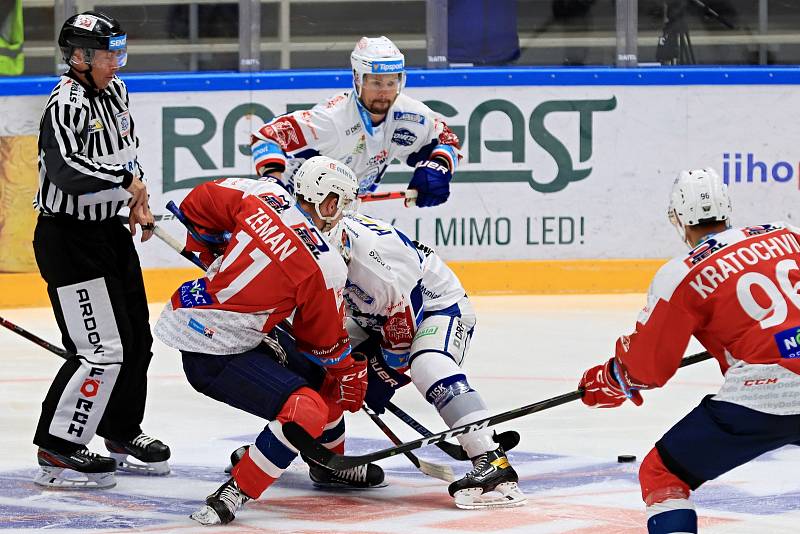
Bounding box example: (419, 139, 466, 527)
(647, 507, 698, 533)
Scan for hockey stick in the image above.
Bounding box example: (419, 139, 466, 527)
(362, 406, 454, 482)
(152, 225, 209, 270)
(0, 316, 71, 361)
(384, 402, 521, 462)
(384, 402, 469, 461)
(282, 350, 715, 470)
(359, 190, 417, 206)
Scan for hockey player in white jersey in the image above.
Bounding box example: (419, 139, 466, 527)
(328, 213, 526, 509)
(251, 36, 460, 208)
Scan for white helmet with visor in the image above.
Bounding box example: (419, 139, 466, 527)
(350, 36, 405, 97)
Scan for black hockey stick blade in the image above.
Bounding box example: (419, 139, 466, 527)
(283, 350, 714, 470)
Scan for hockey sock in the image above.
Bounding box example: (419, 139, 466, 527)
(647, 501, 697, 534)
(411, 352, 496, 458)
(233, 387, 328, 498)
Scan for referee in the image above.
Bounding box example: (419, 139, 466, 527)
(31, 11, 170, 489)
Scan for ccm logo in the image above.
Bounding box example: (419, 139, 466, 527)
(744, 378, 778, 386)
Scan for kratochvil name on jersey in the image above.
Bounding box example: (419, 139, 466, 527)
(69, 367, 105, 438)
(688, 233, 800, 299)
(393, 111, 425, 125)
(244, 207, 299, 261)
(391, 128, 418, 146)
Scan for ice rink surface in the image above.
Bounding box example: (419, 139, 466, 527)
(2, 294, 800, 533)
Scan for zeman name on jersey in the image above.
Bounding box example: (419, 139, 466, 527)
(35, 74, 140, 221)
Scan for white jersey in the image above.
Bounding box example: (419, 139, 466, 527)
(251, 91, 460, 195)
(335, 213, 465, 355)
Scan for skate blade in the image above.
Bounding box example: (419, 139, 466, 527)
(311, 480, 389, 490)
(190, 505, 223, 525)
(34, 467, 116, 490)
(110, 453, 170, 476)
(453, 482, 527, 510)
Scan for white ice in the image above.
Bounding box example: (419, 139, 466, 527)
(2, 295, 799, 533)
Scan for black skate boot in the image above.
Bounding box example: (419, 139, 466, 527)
(447, 446, 526, 509)
(224, 444, 249, 474)
(306, 456, 386, 489)
(190, 477, 251, 525)
(104, 432, 171, 476)
(35, 447, 117, 489)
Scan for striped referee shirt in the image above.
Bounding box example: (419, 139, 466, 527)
(34, 71, 142, 221)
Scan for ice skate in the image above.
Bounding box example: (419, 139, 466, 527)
(190, 477, 250, 525)
(104, 432, 171, 475)
(306, 456, 387, 489)
(34, 447, 117, 489)
(448, 446, 526, 509)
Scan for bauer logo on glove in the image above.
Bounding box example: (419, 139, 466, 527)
(408, 160, 452, 208)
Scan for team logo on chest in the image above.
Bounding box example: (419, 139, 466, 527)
(391, 127, 417, 146)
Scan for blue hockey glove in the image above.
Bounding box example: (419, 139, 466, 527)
(408, 159, 452, 207)
(364, 350, 411, 414)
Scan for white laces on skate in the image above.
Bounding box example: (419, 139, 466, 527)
(217, 481, 247, 512)
(335, 465, 369, 482)
(131, 433, 157, 448)
(75, 448, 103, 459)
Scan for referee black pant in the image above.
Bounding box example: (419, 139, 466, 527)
(32, 214, 154, 453)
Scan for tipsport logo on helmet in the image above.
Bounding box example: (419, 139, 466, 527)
(721, 152, 798, 187)
(371, 60, 404, 73)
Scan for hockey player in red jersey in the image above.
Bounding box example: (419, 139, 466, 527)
(578, 168, 800, 533)
(154, 156, 371, 525)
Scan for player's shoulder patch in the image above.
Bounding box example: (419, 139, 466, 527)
(56, 77, 87, 108)
(742, 223, 782, 237)
(651, 256, 691, 301)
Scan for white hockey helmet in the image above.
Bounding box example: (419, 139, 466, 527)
(668, 167, 732, 244)
(350, 36, 405, 97)
(293, 156, 359, 230)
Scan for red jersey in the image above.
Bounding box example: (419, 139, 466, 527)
(616, 223, 800, 415)
(154, 178, 351, 368)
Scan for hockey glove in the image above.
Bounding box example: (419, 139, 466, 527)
(320, 353, 369, 413)
(364, 350, 411, 414)
(408, 159, 452, 207)
(579, 357, 643, 408)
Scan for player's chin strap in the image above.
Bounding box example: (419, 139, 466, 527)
(282, 351, 715, 471)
